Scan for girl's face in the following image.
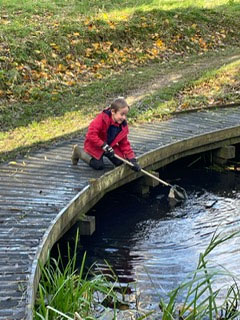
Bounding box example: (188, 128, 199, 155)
(111, 106, 129, 124)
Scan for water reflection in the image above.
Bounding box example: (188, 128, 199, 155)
(59, 167, 240, 317)
(80, 169, 240, 292)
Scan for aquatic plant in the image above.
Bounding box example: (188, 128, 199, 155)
(35, 228, 240, 319)
(34, 230, 120, 319)
(159, 230, 240, 320)
(34, 229, 153, 319)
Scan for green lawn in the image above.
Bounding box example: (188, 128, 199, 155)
(0, 0, 240, 161)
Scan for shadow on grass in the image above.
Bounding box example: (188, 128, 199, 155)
(0, 126, 87, 163)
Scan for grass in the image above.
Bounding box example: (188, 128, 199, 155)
(0, 0, 240, 162)
(130, 57, 240, 123)
(172, 60, 240, 111)
(1, 48, 240, 163)
(34, 230, 153, 320)
(159, 231, 240, 319)
(34, 230, 119, 320)
(1, 0, 240, 15)
(35, 228, 240, 319)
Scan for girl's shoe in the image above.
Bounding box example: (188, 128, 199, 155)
(71, 145, 92, 165)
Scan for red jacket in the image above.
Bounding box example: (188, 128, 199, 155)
(84, 109, 135, 160)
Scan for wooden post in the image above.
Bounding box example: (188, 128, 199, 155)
(213, 145, 235, 165)
(79, 216, 95, 236)
(142, 171, 160, 187)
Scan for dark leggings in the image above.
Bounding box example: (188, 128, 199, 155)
(89, 155, 123, 170)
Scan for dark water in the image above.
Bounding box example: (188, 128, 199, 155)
(60, 166, 240, 317)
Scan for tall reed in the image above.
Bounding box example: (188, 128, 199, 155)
(160, 230, 240, 320)
(34, 230, 120, 319)
(35, 229, 240, 319)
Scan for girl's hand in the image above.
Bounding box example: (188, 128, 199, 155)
(128, 158, 141, 172)
(102, 143, 115, 158)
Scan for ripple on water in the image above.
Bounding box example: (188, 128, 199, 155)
(76, 169, 240, 317)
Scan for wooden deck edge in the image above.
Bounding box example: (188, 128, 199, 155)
(171, 102, 240, 116)
(26, 185, 89, 319)
(26, 166, 140, 319)
(26, 124, 240, 319)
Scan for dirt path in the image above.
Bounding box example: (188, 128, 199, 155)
(127, 51, 240, 106)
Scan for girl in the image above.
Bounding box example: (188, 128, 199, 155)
(71, 97, 141, 171)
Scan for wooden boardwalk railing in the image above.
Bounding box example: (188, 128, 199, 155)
(0, 106, 240, 319)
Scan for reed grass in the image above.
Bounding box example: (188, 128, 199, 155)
(34, 230, 120, 320)
(159, 230, 240, 320)
(35, 229, 240, 319)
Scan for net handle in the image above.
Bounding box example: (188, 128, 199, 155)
(114, 154, 171, 187)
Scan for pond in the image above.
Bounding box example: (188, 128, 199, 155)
(58, 162, 240, 317)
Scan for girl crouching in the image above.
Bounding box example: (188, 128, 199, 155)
(71, 97, 141, 172)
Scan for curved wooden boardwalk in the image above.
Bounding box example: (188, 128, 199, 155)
(1, 106, 240, 319)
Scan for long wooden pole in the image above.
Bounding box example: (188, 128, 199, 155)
(114, 154, 171, 187)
